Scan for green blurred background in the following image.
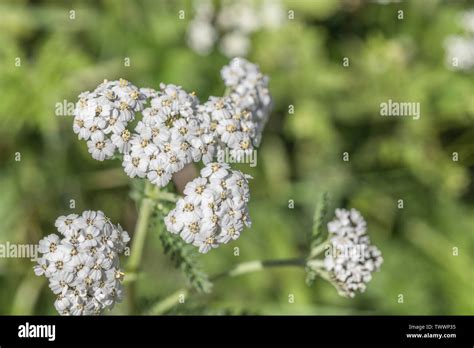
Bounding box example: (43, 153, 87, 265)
(0, 0, 473, 315)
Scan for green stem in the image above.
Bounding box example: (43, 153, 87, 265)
(212, 258, 306, 280)
(149, 257, 306, 315)
(127, 182, 155, 314)
(128, 194, 154, 271)
(150, 288, 189, 315)
(146, 190, 179, 203)
(309, 239, 330, 259)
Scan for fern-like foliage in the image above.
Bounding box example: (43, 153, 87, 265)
(306, 192, 330, 286)
(154, 211, 212, 293)
(310, 191, 329, 248)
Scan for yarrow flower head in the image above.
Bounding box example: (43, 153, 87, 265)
(218, 57, 272, 154)
(71, 59, 271, 188)
(73, 79, 147, 160)
(165, 162, 252, 253)
(122, 83, 217, 187)
(34, 211, 130, 315)
(193, 58, 272, 163)
(323, 208, 383, 298)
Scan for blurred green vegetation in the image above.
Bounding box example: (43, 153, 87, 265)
(0, 0, 473, 315)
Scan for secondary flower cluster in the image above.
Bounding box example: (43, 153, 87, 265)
(34, 211, 130, 315)
(198, 58, 272, 161)
(444, 9, 474, 71)
(323, 208, 383, 298)
(187, 0, 284, 57)
(221, 57, 272, 148)
(165, 162, 251, 253)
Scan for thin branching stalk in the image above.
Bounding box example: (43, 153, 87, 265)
(149, 257, 307, 315)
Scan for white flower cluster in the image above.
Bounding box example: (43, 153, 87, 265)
(73, 59, 271, 188)
(221, 57, 272, 148)
(444, 36, 474, 71)
(73, 79, 147, 160)
(34, 211, 130, 315)
(122, 83, 216, 187)
(323, 208, 383, 298)
(462, 10, 474, 34)
(187, 0, 284, 57)
(71, 60, 271, 253)
(165, 162, 252, 253)
(195, 58, 271, 161)
(444, 9, 474, 71)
